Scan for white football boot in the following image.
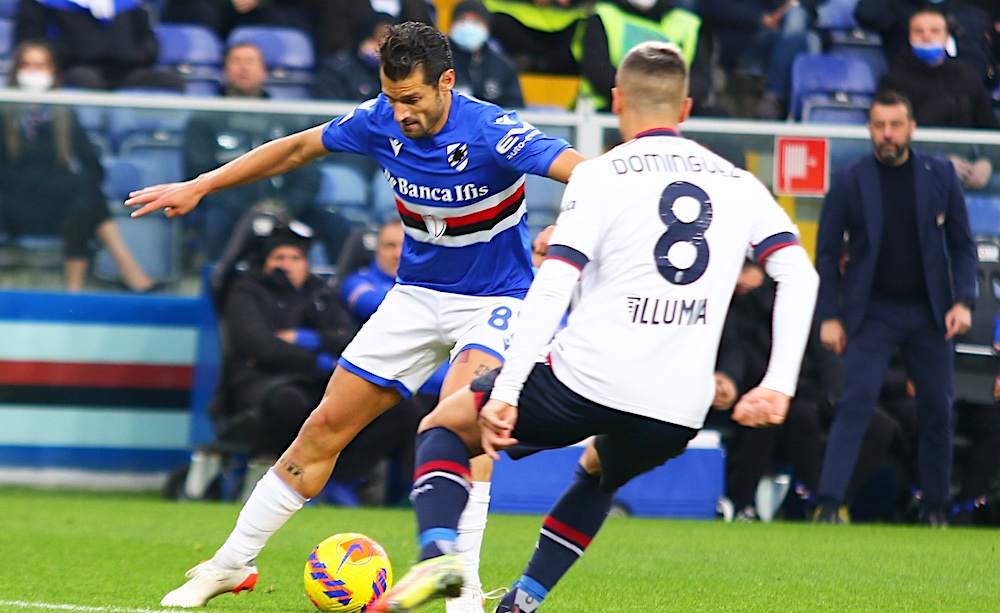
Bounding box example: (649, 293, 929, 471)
(160, 559, 258, 607)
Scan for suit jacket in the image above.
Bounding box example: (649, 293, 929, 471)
(815, 149, 978, 336)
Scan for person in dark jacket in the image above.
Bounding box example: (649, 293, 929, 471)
(0, 40, 158, 292)
(15, 0, 184, 91)
(854, 0, 995, 87)
(313, 11, 393, 102)
(449, 0, 524, 108)
(222, 228, 425, 492)
(877, 7, 998, 190)
(184, 42, 350, 261)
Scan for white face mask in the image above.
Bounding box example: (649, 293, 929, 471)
(450, 20, 489, 52)
(627, 0, 658, 10)
(16, 69, 55, 92)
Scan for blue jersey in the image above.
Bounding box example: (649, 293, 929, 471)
(321, 92, 571, 297)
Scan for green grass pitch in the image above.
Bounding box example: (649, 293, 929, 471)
(1, 487, 998, 612)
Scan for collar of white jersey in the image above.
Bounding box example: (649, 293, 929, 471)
(634, 127, 681, 138)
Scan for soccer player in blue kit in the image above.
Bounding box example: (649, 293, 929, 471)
(128, 22, 584, 612)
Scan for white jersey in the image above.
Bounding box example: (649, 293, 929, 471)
(543, 129, 801, 428)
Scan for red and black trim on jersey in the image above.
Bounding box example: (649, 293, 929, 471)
(395, 181, 526, 238)
(753, 231, 801, 261)
(545, 244, 590, 271)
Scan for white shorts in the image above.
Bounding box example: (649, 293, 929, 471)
(339, 284, 523, 397)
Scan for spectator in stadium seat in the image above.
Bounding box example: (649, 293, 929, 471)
(161, 0, 320, 42)
(699, 0, 821, 119)
(183, 42, 351, 261)
(484, 0, 593, 74)
(0, 40, 158, 292)
(855, 0, 996, 88)
(313, 0, 435, 57)
(221, 227, 426, 502)
(449, 0, 524, 108)
(876, 7, 998, 191)
(314, 11, 394, 102)
(575, 0, 720, 116)
(15, 0, 184, 91)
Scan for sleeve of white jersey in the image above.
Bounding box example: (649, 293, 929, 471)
(489, 163, 602, 406)
(745, 179, 819, 396)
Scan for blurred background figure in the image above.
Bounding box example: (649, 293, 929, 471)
(15, 0, 184, 91)
(876, 7, 997, 192)
(575, 0, 722, 116)
(314, 0, 435, 57)
(183, 42, 351, 263)
(484, 0, 592, 74)
(449, 0, 524, 108)
(700, 0, 820, 119)
(0, 40, 158, 292)
(161, 0, 320, 42)
(314, 11, 395, 102)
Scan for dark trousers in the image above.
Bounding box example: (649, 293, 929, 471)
(818, 299, 955, 507)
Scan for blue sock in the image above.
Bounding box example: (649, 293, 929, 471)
(412, 427, 472, 561)
(519, 465, 613, 600)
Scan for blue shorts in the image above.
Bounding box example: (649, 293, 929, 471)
(472, 364, 698, 492)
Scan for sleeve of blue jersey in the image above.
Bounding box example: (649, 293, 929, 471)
(753, 232, 801, 262)
(545, 244, 589, 270)
(320, 99, 377, 154)
(483, 108, 571, 177)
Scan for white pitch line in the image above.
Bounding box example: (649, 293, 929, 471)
(0, 601, 222, 613)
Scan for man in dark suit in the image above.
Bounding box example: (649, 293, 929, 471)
(813, 90, 978, 527)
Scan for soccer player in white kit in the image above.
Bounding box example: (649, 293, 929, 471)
(371, 40, 819, 613)
(127, 23, 584, 613)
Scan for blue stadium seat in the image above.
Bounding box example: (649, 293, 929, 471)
(965, 195, 1000, 238)
(790, 53, 877, 121)
(317, 163, 372, 224)
(370, 170, 398, 223)
(102, 157, 145, 207)
(226, 25, 315, 90)
(815, 0, 859, 30)
(95, 158, 182, 281)
(106, 95, 190, 151)
(155, 23, 224, 96)
(802, 95, 872, 124)
(827, 29, 889, 81)
(0, 18, 13, 77)
(0, 0, 17, 18)
(94, 215, 183, 282)
(119, 135, 186, 187)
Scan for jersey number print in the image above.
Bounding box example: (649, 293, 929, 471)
(655, 181, 713, 285)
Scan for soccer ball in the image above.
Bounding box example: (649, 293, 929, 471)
(304, 532, 393, 612)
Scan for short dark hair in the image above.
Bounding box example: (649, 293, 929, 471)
(872, 89, 913, 121)
(379, 22, 453, 85)
(910, 5, 948, 32)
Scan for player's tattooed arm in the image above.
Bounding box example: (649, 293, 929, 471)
(473, 364, 493, 377)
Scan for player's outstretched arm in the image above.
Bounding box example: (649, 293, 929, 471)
(126, 124, 331, 218)
(546, 148, 587, 183)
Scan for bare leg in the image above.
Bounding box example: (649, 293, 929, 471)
(64, 258, 88, 292)
(438, 349, 501, 613)
(94, 220, 155, 291)
(210, 368, 400, 566)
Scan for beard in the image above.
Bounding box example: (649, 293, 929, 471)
(875, 141, 907, 165)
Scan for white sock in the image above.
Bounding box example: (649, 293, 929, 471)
(453, 480, 490, 594)
(213, 468, 307, 569)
